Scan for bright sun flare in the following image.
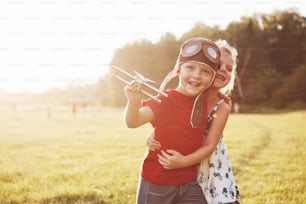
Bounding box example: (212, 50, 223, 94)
(0, 0, 304, 93)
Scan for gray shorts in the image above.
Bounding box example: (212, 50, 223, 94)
(136, 177, 207, 204)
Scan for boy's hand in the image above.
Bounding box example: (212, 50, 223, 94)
(124, 80, 143, 103)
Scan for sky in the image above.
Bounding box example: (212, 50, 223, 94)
(0, 0, 305, 93)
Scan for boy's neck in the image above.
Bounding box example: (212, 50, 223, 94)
(174, 87, 198, 98)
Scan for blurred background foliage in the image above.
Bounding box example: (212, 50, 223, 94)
(107, 10, 306, 111)
(1, 10, 305, 112)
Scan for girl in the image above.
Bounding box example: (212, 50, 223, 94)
(147, 40, 240, 204)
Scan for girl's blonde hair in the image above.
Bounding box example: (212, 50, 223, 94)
(215, 40, 238, 96)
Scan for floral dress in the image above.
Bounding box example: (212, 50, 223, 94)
(198, 100, 240, 204)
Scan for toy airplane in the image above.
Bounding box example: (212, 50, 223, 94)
(111, 65, 168, 103)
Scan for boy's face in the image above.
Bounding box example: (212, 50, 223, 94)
(177, 61, 215, 97)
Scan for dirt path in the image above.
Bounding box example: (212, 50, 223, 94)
(235, 113, 306, 204)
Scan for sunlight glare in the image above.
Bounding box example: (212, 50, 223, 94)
(0, 0, 304, 93)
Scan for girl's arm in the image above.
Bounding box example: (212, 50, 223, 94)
(146, 131, 161, 151)
(124, 85, 154, 128)
(157, 101, 231, 169)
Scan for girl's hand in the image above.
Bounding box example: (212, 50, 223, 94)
(146, 131, 161, 151)
(217, 92, 232, 107)
(157, 150, 187, 169)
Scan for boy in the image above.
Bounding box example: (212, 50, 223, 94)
(124, 37, 221, 204)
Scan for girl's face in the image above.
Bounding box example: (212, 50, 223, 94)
(176, 61, 215, 97)
(213, 49, 233, 89)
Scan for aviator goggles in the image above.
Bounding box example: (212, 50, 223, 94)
(179, 38, 220, 71)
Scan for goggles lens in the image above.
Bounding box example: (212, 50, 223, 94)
(182, 41, 202, 57)
(207, 47, 218, 60)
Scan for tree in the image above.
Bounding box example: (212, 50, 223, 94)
(271, 64, 306, 108)
(262, 10, 306, 75)
(105, 10, 306, 109)
(243, 66, 283, 104)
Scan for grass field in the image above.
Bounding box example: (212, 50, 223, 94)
(0, 108, 305, 204)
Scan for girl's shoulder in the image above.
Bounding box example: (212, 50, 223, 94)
(217, 92, 231, 105)
(211, 99, 231, 116)
(218, 100, 231, 113)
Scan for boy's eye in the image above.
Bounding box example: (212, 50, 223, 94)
(201, 69, 210, 74)
(200, 67, 214, 75)
(185, 66, 194, 70)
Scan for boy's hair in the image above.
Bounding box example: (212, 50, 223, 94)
(216, 40, 238, 96)
(160, 37, 221, 91)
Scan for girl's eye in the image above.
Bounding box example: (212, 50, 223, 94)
(226, 66, 233, 72)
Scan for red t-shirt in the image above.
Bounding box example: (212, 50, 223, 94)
(141, 89, 208, 184)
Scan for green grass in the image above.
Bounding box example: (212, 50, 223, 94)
(0, 108, 305, 203)
(224, 112, 306, 204)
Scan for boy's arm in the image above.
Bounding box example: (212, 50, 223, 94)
(158, 102, 230, 169)
(124, 85, 154, 128)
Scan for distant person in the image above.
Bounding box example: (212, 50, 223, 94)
(147, 40, 240, 204)
(72, 102, 77, 118)
(10, 101, 17, 119)
(47, 106, 51, 119)
(123, 37, 221, 204)
(233, 102, 240, 114)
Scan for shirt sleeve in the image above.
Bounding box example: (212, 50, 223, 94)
(142, 92, 171, 127)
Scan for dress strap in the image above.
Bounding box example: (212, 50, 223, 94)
(210, 99, 224, 115)
(205, 99, 225, 136)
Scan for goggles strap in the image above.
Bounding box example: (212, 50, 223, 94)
(190, 93, 205, 128)
(159, 60, 180, 91)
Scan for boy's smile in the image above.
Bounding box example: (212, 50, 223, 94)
(177, 61, 215, 97)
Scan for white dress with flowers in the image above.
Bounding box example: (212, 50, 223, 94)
(198, 100, 240, 204)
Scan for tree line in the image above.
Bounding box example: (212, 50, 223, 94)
(4, 9, 303, 112)
(100, 9, 306, 111)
